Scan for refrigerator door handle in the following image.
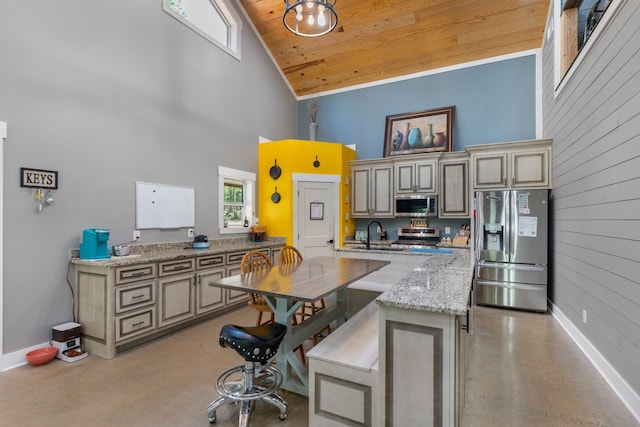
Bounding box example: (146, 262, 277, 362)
(504, 191, 511, 259)
(509, 191, 516, 259)
(476, 279, 545, 292)
(477, 260, 546, 272)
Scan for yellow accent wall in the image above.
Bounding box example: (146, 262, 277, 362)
(257, 140, 356, 246)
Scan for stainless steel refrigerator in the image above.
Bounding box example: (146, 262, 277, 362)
(474, 189, 549, 312)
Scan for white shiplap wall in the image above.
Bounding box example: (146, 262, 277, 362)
(542, 0, 640, 401)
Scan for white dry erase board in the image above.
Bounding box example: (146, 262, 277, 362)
(135, 182, 195, 229)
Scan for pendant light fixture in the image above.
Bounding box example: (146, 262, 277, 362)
(283, 0, 338, 37)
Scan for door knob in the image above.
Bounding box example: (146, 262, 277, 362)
(326, 239, 334, 244)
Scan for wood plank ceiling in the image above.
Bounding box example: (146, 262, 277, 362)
(238, 0, 550, 97)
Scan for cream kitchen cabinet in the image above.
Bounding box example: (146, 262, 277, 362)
(379, 302, 471, 427)
(158, 258, 196, 328)
(350, 159, 394, 218)
(195, 254, 226, 315)
(467, 139, 552, 189)
(76, 262, 158, 359)
(74, 244, 280, 359)
(439, 152, 470, 218)
(114, 278, 156, 343)
(394, 155, 439, 194)
(113, 264, 157, 346)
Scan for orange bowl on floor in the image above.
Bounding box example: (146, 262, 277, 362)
(26, 346, 58, 366)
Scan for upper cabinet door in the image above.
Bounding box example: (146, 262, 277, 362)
(351, 167, 371, 217)
(511, 149, 549, 188)
(415, 161, 437, 193)
(472, 153, 508, 189)
(394, 160, 437, 194)
(350, 160, 394, 218)
(468, 140, 552, 190)
(439, 154, 469, 218)
(372, 165, 394, 216)
(395, 163, 415, 193)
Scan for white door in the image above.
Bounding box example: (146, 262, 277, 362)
(297, 181, 336, 258)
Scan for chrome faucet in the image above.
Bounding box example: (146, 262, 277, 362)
(366, 220, 384, 250)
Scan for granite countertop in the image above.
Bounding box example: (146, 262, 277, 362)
(375, 249, 473, 316)
(70, 237, 287, 267)
(336, 246, 457, 256)
(341, 239, 471, 251)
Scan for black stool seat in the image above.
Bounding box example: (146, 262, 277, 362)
(208, 322, 289, 425)
(219, 323, 287, 363)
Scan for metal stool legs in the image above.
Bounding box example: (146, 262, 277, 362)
(207, 360, 287, 426)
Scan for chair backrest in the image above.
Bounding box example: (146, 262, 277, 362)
(278, 245, 303, 265)
(241, 250, 272, 274)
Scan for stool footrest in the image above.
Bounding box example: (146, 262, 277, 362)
(216, 365, 283, 401)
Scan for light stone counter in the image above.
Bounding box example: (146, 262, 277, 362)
(376, 249, 472, 315)
(337, 247, 473, 315)
(70, 237, 286, 266)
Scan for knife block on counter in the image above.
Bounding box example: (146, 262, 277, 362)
(452, 236, 469, 245)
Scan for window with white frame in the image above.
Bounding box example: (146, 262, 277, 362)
(554, 0, 617, 90)
(218, 166, 254, 234)
(163, 0, 242, 60)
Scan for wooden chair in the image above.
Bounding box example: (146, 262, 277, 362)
(241, 250, 274, 327)
(241, 250, 305, 362)
(278, 246, 332, 344)
(278, 245, 303, 265)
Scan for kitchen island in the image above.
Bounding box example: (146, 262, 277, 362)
(308, 248, 473, 427)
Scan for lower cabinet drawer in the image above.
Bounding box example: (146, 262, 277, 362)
(115, 281, 155, 314)
(115, 307, 156, 342)
(226, 249, 269, 266)
(115, 263, 157, 285)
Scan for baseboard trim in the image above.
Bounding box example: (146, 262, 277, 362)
(1, 341, 49, 372)
(549, 302, 640, 423)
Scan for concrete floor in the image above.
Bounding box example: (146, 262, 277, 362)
(0, 305, 637, 426)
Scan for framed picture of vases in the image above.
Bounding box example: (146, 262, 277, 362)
(383, 106, 455, 157)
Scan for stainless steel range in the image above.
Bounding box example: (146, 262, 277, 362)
(392, 226, 440, 249)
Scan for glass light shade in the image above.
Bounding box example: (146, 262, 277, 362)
(283, 0, 337, 37)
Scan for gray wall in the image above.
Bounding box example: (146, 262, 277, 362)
(541, 1, 640, 395)
(0, 1, 296, 352)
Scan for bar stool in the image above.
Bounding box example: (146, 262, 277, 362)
(207, 322, 288, 426)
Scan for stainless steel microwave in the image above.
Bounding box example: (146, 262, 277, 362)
(394, 194, 438, 217)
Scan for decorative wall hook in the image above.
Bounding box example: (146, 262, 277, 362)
(20, 167, 59, 213)
(33, 188, 54, 213)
